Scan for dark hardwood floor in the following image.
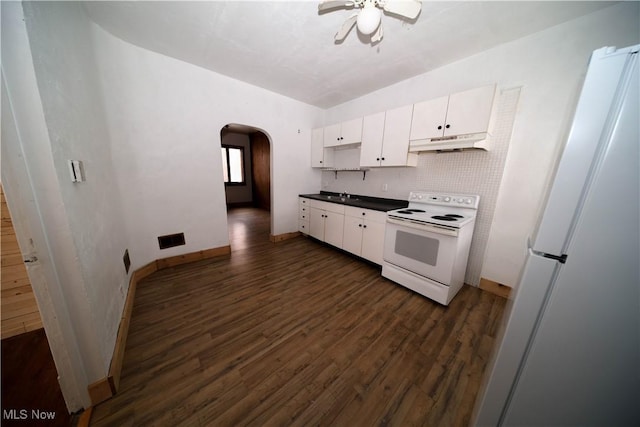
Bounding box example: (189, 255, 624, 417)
(1, 328, 72, 427)
(90, 207, 506, 426)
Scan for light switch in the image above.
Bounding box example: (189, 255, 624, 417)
(68, 160, 84, 183)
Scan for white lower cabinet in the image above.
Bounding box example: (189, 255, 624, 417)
(300, 198, 387, 264)
(298, 198, 310, 234)
(308, 199, 345, 248)
(342, 206, 387, 265)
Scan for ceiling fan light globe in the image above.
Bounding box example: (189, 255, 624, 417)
(356, 6, 381, 35)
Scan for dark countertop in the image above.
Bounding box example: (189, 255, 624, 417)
(299, 191, 408, 212)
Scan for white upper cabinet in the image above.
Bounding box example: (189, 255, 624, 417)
(359, 111, 386, 167)
(360, 106, 417, 167)
(323, 117, 363, 147)
(311, 127, 333, 168)
(445, 84, 497, 136)
(381, 105, 417, 166)
(410, 84, 497, 151)
(311, 84, 498, 165)
(409, 95, 449, 140)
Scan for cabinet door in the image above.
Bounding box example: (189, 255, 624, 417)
(359, 111, 385, 167)
(444, 84, 496, 137)
(323, 123, 342, 147)
(309, 208, 325, 240)
(323, 212, 344, 248)
(343, 215, 363, 256)
(311, 127, 325, 167)
(361, 220, 386, 265)
(340, 117, 364, 145)
(381, 105, 413, 166)
(410, 95, 449, 140)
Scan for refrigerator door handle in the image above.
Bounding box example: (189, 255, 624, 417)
(539, 252, 568, 264)
(529, 238, 568, 264)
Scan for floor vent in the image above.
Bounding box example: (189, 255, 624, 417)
(158, 233, 185, 250)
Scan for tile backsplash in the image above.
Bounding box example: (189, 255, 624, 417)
(322, 87, 522, 286)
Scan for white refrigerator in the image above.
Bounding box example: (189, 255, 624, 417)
(473, 45, 640, 426)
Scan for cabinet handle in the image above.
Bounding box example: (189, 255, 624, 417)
(362, 212, 365, 216)
(363, 225, 367, 228)
(381, 157, 385, 161)
(358, 224, 362, 227)
(437, 125, 442, 130)
(376, 157, 380, 161)
(445, 124, 450, 129)
(320, 160, 323, 163)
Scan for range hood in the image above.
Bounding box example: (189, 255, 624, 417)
(409, 132, 491, 152)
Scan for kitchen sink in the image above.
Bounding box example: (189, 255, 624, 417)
(322, 195, 359, 202)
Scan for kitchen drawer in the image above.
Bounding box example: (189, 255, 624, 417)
(299, 197, 310, 206)
(344, 206, 387, 223)
(309, 199, 345, 214)
(299, 220, 310, 234)
(299, 203, 310, 218)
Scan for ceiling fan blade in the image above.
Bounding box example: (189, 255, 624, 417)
(383, 0, 421, 19)
(319, 0, 355, 12)
(335, 13, 358, 41)
(371, 22, 384, 43)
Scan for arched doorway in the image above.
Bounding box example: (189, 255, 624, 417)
(220, 124, 272, 248)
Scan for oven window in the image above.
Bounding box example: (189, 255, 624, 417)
(395, 230, 439, 266)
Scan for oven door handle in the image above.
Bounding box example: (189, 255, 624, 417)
(386, 217, 459, 237)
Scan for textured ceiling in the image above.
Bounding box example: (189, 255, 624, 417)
(83, 1, 616, 108)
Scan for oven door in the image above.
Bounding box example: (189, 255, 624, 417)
(383, 217, 458, 285)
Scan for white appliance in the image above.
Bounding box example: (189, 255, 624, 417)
(473, 45, 640, 426)
(382, 192, 479, 305)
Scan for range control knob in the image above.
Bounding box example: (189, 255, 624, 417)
(465, 198, 472, 204)
(444, 196, 451, 202)
(457, 198, 464, 203)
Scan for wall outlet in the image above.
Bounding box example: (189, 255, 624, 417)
(382, 183, 388, 192)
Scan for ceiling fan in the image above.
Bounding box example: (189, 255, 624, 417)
(319, 0, 422, 43)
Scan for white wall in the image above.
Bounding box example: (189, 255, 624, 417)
(22, 1, 130, 374)
(8, 0, 323, 409)
(322, 2, 640, 289)
(90, 21, 323, 270)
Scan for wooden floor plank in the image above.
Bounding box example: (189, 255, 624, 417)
(90, 207, 506, 426)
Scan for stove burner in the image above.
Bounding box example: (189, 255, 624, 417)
(395, 208, 427, 214)
(445, 214, 464, 218)
(431, 215, 458, 221)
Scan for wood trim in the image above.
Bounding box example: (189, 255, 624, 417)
(107, 276, 137, 392)
(135, 261, 159, 283)
(270, 231, 301, 243)
(479, 277, 511, 299)
(87, 377, 115, 406)
(88, 245, 231, 406)
(77, 407, 93, 427)
(155, 246, 231, 270)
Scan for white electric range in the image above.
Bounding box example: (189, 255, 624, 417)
(382, 191, 480, 305)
